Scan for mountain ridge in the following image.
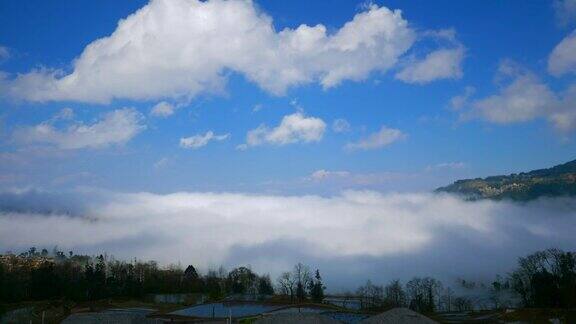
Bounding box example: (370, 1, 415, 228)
(436, 159, 576, 201)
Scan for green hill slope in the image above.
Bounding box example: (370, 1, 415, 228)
(436, 159, 576, 201)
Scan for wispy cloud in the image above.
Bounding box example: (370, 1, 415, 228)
(332, 119, 351, 133)
(548, 31, 576, 76)
(12, 108, 146, 150)
(180, 131, 229, 149)
(396, 47, 464, 84)
(153, 157, 170, 169)
(553, 0, 576, 27)
(395, 29, 465, 84)
(425, 162, 466, 172)
(0, 46, 9, 61)
(345, 126, 406, 151)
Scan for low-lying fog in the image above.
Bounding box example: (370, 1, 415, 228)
(1, 189, 575, 291)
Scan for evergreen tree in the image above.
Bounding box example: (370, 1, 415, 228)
(309, 269, 325, 302)
(184, 265, 199, 281)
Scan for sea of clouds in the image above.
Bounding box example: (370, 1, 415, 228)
(1, 189, 575, 291)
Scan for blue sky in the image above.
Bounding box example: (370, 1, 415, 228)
(2, 1, 576, 284)
(1, 0, 575, 194)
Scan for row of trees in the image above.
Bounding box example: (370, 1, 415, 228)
(1, 247, 575, 310)
(352, 248, 576, 312)
(354, 277, 464, 312)
(0, 248, 326, 304)
(0, 249, 278, 303)
(354, 276, 512, 312)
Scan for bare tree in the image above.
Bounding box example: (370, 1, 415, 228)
(384, 279, 406, 307)
(293, 263, 311, 302)
(438, 287, 454, 312)
(277, 271, 296, 301)
(453, 296, 473, 312)
(406, 277, 442, 313)
(357, 280, 384, 309)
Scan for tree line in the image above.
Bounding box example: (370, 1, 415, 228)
(351, 248, 576, 312)
(0, 248, 323, 304)
(353, 277, 474, 313)
(1, 247, 575, 311)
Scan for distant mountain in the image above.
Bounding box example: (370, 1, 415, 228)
(436, 159, 576, 201)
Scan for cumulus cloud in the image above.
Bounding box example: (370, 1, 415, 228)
(332, 118, 351, 133)
(12, 108, 145, 150)
(1, 189, 576, 288)
(472, 73, 554, 124)
(240, 112, 326, 149)
(150, 101, 176, 117)
(1, 0, 418, 103)
(458, 61, 576, 132)
(396, 47, 464, 84)
(550, 84, 576, 132)
(548, 31, 576, 76)
(345, 126, 406, 151)
(180, 131, 230, 149)
(554, 0, 576, 27)
(395, 29, 465, 84)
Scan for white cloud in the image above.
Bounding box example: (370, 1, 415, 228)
(150, 101, 176, 117)
(345, 126, 406, 151)
(449, 86, 475, 110)
(1, 0, 417, 103)
(252, 104, 263, 113)
(548, 31, 576, 76)
(0, 46, 10, 61)
(425, 162, 466, 172)
(309, 169, 351, 181)
(180, 131, 229, 149)
(461, 61, 576, 133)
(153, 157, 170, 169)
(457, 61, 576, 132)
(395, 47, 465, 84)
(423, 28, 458, 41)
(13, 108, 145, 150)
(291, 165, 472, 193)
(303, 169, 410, 189)
(241, 112, 326, 148)
(305, 170, 407, 187)
(332, 118, 351, 133)
(471, 72, 555, 124)
(554, 0, 576, 27)
(549, 84, 576, 132)
(1, 189, 576, 286)
(52, 107, 75, 121)
(436, 162, 465, 169)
